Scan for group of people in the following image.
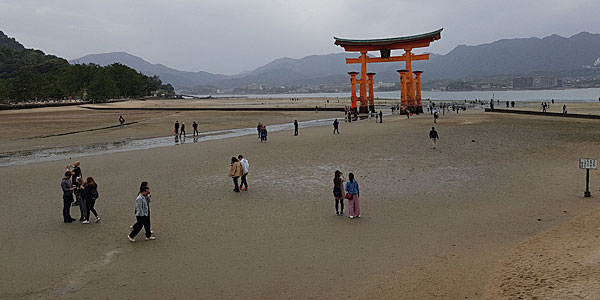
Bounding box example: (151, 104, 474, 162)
(257, 123, 268, 142)
(229, 155, 250, 192)
(541, 101, 551, 112)
(60, 161, 100, 224)
(332, 171, 361, 218)
(59, 161, 155, 242)
(174, 121, 200, 137)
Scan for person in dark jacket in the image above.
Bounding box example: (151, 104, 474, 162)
(75, 178, 86, 221)
(192, 121, 199, 136)
(294, 120, 298, 136)
(82, 177, 100, 223)
(261, 126, 268, 142)
(333, 119, 340, 134)
(61, 172, 76, 223)
(429, 127, 439, 149)
(333, 170, 345, 216)
(67, 161, 82, 206)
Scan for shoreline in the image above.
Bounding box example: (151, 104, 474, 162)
(0, 116, 340, 167)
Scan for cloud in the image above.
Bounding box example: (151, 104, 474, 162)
(0, 0, 598, 74)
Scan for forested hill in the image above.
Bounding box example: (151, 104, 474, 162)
(0, 31, 25, 51)
(0, 31, 173, 103)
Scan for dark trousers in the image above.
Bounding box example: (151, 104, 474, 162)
(130, 216, 151, 238)
(294, 127, 298, 136)
(333, 126, 339, 134)
(240, 173, 248, 189)
(86, 198, 98, 220)
(193, 128, 198, 136)
(232, 177, 240, 191)
(335, 198, 344, 214)
(63, 194, 73, 222)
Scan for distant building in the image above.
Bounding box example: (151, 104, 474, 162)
(556, 79, 563, 88)
(513, 77, 533, 89)
(373, 82, 396, 88)
(536, 77, 556, 89)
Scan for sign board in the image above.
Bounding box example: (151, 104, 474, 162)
(579, 158, 598, 169)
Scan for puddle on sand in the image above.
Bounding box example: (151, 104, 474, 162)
(0, 117, 342, 167)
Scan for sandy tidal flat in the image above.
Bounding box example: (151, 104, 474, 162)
(1, 101, 600, 299)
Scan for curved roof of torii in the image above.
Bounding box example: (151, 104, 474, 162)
(334, 28, 442, 51)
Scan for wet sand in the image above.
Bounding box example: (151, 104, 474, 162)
(1, 100, 600, 299)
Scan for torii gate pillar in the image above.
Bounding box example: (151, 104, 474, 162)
(397, 70, 408, 110)
(413, 71, 423, 113)
(367, 72, 376, 113)
(348, 72, 359, 113)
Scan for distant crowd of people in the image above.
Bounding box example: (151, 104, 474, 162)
(174, 120, 200, 137)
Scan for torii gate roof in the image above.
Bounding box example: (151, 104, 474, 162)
(334, 28, 442, 51)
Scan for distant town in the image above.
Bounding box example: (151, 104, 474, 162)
(199, 73, 600, 95)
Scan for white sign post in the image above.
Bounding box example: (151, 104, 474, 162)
(579, 158, 597, 197)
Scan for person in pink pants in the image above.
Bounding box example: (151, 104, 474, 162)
(344, 173, 360, 219)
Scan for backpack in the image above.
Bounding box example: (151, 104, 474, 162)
(91, 188, 99, 200)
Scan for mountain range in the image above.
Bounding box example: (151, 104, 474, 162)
(71, 32, 600, 92)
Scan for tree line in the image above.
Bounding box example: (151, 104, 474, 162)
(0, 46, 174, 103)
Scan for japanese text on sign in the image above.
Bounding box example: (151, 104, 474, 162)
(579, 158, 598, 169)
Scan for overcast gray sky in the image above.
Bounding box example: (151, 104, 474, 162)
(1, 0, 598, 75)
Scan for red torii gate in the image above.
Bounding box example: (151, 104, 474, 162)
(334, 29, 442, 113)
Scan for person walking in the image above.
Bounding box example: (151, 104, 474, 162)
(174, 121, 180, 135)
(127, 186, 155, 242)
(192, 121, 199, 136)
(345, 173, 360, 219)
(429, 127, 439, 149)
(563, 104, 567, 115)
(119, 115, 125, 128)
(229, 157, 243, 192)
(333, 170, 346, 216)
(82, 177, 100, 223)
(294, 120, 299, 136)
(180, 122, 186, 137)
(61, 171, 76, 223)
(379, 110, 383, 123)
(333, 119, 339, 134)
(433, 109, 439, 123)
(238, 155, 249, 191)
(130, 182, 153, 234)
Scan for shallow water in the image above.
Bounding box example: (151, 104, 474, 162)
(0, 117, 347, 167)
(196, 87, 600, 102)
